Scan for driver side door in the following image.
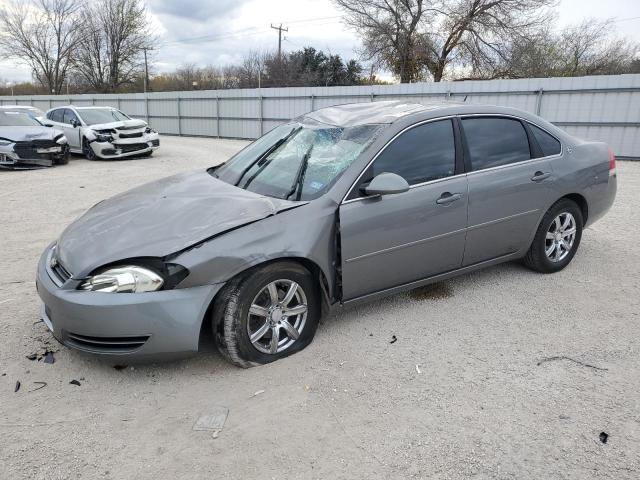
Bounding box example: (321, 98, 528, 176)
(339, 118, 468, 300)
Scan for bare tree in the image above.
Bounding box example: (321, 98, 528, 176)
(500, 19, 639, 79)
(335, 0, 428, 83)
(334, 0, 556, 82)
(0, 0, 81, 93)
(74, 0, 154, 92)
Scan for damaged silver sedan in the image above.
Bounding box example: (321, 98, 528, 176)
(45, 106, 159, 160)
(36, 101, 617, 367)
(0, 110, 68, 169)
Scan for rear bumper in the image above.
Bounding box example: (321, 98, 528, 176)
(36, 244, 222, 360)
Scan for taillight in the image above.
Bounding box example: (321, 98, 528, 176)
(608, 148, 616, 176)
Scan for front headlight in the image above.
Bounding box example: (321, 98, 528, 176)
(90, 130, 113, 142)
(79, 266, 164, 293)
(0, 139, 13, 146)
(55, 135, 68, 145)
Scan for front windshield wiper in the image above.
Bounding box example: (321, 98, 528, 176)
(234, 126, 301, 187)
(285, 143, 314, 201)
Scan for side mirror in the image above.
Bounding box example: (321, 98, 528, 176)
(44, 123, 53, 128)
(362, 172, 410, 196)
(71, 119, 80, 128)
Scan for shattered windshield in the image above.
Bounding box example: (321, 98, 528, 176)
(212, 122, 384, 201)
(77, 108, 130, 125)
(0, 111, 42, 126)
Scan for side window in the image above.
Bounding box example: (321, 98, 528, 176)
(63, 109, 79, 125)
(49, 109, 63, 122)
(462, 117, 531, 171)
(530, 124, 561, 157)
(354, 119, 456, 197)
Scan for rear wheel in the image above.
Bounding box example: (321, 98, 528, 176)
(213, 262, 320, 368)
(524, 199, 583, 273)
(82, 137, 99, 160)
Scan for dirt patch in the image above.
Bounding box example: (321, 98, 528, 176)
(409, 282, 453, 301)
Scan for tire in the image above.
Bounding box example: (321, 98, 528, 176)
(213, 261, 320, 368)
(524, 199, 583, 273)
(82, 137, 99, 161)
(54, 150, 69, 165)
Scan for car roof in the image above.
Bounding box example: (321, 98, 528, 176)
(299, 100, 462, 127)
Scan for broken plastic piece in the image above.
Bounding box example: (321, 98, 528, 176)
(69, 379, 81, 386)
(599, 432, 609, 444)
(43, 352, 55, 364)
(390, 335, 397, 344)
(14, 381, 20, 392)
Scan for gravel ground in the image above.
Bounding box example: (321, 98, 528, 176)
(1, 136, 639, 480)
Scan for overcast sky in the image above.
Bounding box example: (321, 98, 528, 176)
(1, 0, 639, 84)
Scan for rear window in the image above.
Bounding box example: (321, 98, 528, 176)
(530, 124, 561, 157)
(462, 117, 531, 171)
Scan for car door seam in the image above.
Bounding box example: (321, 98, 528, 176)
(344, 226, 468, 263)
(467, 209, 539, 231)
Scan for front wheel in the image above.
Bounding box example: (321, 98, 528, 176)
(82, 138, 99, 161)
(213, 262, 320, 368)
(524, 199, 583, 273)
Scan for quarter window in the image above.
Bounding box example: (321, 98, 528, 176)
(462, 117, 531, 171)
(359, 119, 456, 194)
(530, 124, 561, 157)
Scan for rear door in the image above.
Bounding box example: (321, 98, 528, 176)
(460, 116, 556, 266)
(339, 118, 468, 300)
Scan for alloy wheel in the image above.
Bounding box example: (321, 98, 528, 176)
(545, 212, 577, 262)
(246, 279, 308, 354)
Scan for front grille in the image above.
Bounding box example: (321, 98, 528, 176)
(46, 247, 72, 286)
(118, 143, 148, 153)
(51, 260, 71, 284)
(118, 132, 143, 139)
(14, 140, 63, 160)
(65, 332, 150, 353)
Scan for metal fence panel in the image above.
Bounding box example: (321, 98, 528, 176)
(2, 73, 639, 158)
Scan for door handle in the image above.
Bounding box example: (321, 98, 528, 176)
(436, 192, 463, 205)
(531, 171, 551, 182)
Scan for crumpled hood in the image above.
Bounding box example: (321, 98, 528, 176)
(0, 126, 64, 142)
(56, 169, 302, 276)
(89, 119, 147, 130)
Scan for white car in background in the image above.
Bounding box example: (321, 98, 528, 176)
(44, 106, 160, 160)
(0, 105, 47, 123)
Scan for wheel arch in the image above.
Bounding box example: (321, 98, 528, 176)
(560, 193, 588, 224)
(198, 256, 333, 348)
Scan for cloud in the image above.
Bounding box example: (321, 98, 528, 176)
(147, 0, 245, 22)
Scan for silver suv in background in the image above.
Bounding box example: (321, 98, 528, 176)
(44, 106, 159, 160)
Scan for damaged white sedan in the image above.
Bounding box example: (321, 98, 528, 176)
(45, 106, 160, 160)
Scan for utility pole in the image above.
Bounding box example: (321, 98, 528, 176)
(143, 48, 150, 93)
(270, 23, 288, 59)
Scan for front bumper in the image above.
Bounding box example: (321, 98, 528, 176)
(0, 143, 68, 170)
(90, 132, 160, 159)
(36, 244, 222, 360)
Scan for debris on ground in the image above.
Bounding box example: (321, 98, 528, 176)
(113, 365, 127, 371)
(600, 432, 609, 444)
(389, 335, 397, 344)
(415, 364, 422, 374)
(69, 380, 81, 386)
(43, 352, 55, 364)
(409, 282, 453, 301)
(193, 407, 229, 439)
(14, 381, 20, 392)
(251, 389, 265, 397)
(25, 353, 37, 361)
(537, 356, 607, 371)
(27, 322, 60, 363)
(31, 381, 47, 391)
